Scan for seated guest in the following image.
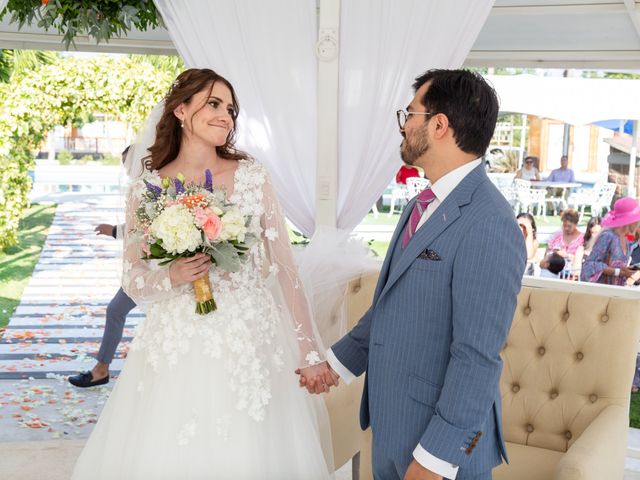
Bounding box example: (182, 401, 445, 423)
(517, 212, 539, 275)
(395, 164, 421, 185)
(573, 216, 602, 276)
(547, 155, 575, 183)
(581, 197, 640, 285)
(544, 208, 584, 274)
(515, 156, 540, 181)
(539, 252, 565, 278)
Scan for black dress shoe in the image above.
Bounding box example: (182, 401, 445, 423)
(68, 371, 109, 388)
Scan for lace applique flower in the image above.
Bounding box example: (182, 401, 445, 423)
(265, 227, 278, 241)
(135, 276, 145, 290)
(177, 420, 197, 446)
(305, 351, 321, 366)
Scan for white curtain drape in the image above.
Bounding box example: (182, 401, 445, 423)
(153, 0, 494, 234)
(336, 0, 495, 230)
(154, 0, 318, 235)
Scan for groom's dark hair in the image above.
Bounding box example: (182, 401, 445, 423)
(413, 69, 499, 158)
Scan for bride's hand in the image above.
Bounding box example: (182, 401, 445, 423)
(169, 253, 211, 286)
(295, 361, 340, 394)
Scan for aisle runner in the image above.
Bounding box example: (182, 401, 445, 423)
(0, 195, 142, 441)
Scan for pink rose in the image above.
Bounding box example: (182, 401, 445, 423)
(202, 216, 223, 241)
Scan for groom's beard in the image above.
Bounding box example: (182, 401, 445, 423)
(400, 127, 430, 166)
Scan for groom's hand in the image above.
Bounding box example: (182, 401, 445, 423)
(404, 460, 443, 480)
(295, 361, 340, 394)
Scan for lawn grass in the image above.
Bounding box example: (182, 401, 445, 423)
(0, 203, 56, 329)
(631, 392, 640, 429)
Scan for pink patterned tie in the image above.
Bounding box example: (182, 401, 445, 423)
(402, 188, 436, 248)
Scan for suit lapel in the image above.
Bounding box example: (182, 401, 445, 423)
(373, 196, 415, 300)
(376, 164, 487, 304)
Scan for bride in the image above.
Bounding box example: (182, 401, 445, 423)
(72, 68, 334, 479)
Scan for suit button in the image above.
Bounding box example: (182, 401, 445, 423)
(576, 352, 584, 361)
(550, 390, 559, 399)
(512, 384, 520, 393)
(524, 307, 532, 315)
(590, 394, 598, 403)
(526, 424, 534, 433)
(563, 312, 570, 321)
(565, 431, 572, 440)
(538, 346, 546, 356)
(601, 314, 609, 323)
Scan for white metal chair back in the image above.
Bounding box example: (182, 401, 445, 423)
(406, 177, 431, 198)
(514, 179, 546, 215)
(595, 182, 617, 213)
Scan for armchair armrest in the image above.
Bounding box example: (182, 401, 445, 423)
(554, 404, 628, 480)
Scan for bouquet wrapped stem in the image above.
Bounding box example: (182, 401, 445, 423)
(192, 276, 217, 315)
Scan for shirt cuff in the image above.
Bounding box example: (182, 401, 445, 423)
(413, 444, 459, 479)
(326, 348, 357, 385)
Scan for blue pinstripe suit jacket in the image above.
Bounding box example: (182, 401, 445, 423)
(332, 164, 526, 476)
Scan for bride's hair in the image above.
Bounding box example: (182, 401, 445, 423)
(146, 68, 250, 171)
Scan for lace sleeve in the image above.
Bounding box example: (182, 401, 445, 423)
(121, 181, 188, 304)
(261, 174, 323, 368)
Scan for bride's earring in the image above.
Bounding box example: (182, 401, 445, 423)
(180, 120, 184, 128)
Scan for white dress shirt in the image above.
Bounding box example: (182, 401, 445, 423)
(327, 159, 482, 479)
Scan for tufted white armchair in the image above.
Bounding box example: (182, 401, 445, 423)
(327, 275, 640, 480)
(495, 277, 640, 480)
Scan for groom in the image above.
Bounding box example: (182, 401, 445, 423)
(304, 70, 525, 479)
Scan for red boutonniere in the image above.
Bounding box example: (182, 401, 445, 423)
(42, 0, 49, 5)
(626, 234, 635, 242)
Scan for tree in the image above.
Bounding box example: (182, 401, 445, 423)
(0, 54, 176, 249)
(0, 49, 58, 83)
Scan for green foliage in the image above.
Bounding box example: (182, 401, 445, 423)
(0, 54, 175, 248)
(2, 0, 162, 49)
(0, 49, 57, 83)
(79, 154, 94, 164)
(56, 149, 73, 164)
(100, 152, 121, 165)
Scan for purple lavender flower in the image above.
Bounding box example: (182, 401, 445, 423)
(174, 178, 185, 194)
(144, 180, 162, 197)
(204, 169, 213, 192)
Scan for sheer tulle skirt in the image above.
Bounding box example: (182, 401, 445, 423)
(71, 287, 332, 480)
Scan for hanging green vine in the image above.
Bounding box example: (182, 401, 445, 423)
(0, 1, 162, 49)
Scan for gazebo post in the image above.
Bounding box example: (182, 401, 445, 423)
(314, 0, 341, 230)
(629, 120, 638, 198)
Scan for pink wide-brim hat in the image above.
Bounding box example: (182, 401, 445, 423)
(601, 196, 640, 228)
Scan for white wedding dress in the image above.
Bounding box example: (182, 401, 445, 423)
(72, 159, 333, 479)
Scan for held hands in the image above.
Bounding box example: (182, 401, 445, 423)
(169, 253, 211, 286)
(404, 460, 443, 480)
(95, 223, 114, 236)
(295, 361, 340, 394)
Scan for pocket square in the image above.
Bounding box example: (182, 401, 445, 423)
(418, 248, 441, 261)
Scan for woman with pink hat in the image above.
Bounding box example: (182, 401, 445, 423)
(580, 196, 640, 285)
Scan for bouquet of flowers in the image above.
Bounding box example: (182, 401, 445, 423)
(134, 169, 256, 314)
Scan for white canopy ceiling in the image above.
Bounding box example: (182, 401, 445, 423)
(485, 74, 640, 124)
(2, 0, 640, 68)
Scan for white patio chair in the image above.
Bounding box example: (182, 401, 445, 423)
(514, 179, 546, 216)
(387, 183, 410, 216)
(590, 182, 616, 216)
(567, 185, 598, 216)
(405, 177, 430, 198)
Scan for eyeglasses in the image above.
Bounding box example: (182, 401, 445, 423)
(396, 109, 436, 129)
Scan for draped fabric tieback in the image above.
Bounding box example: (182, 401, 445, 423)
(402, 188, 436, 248)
